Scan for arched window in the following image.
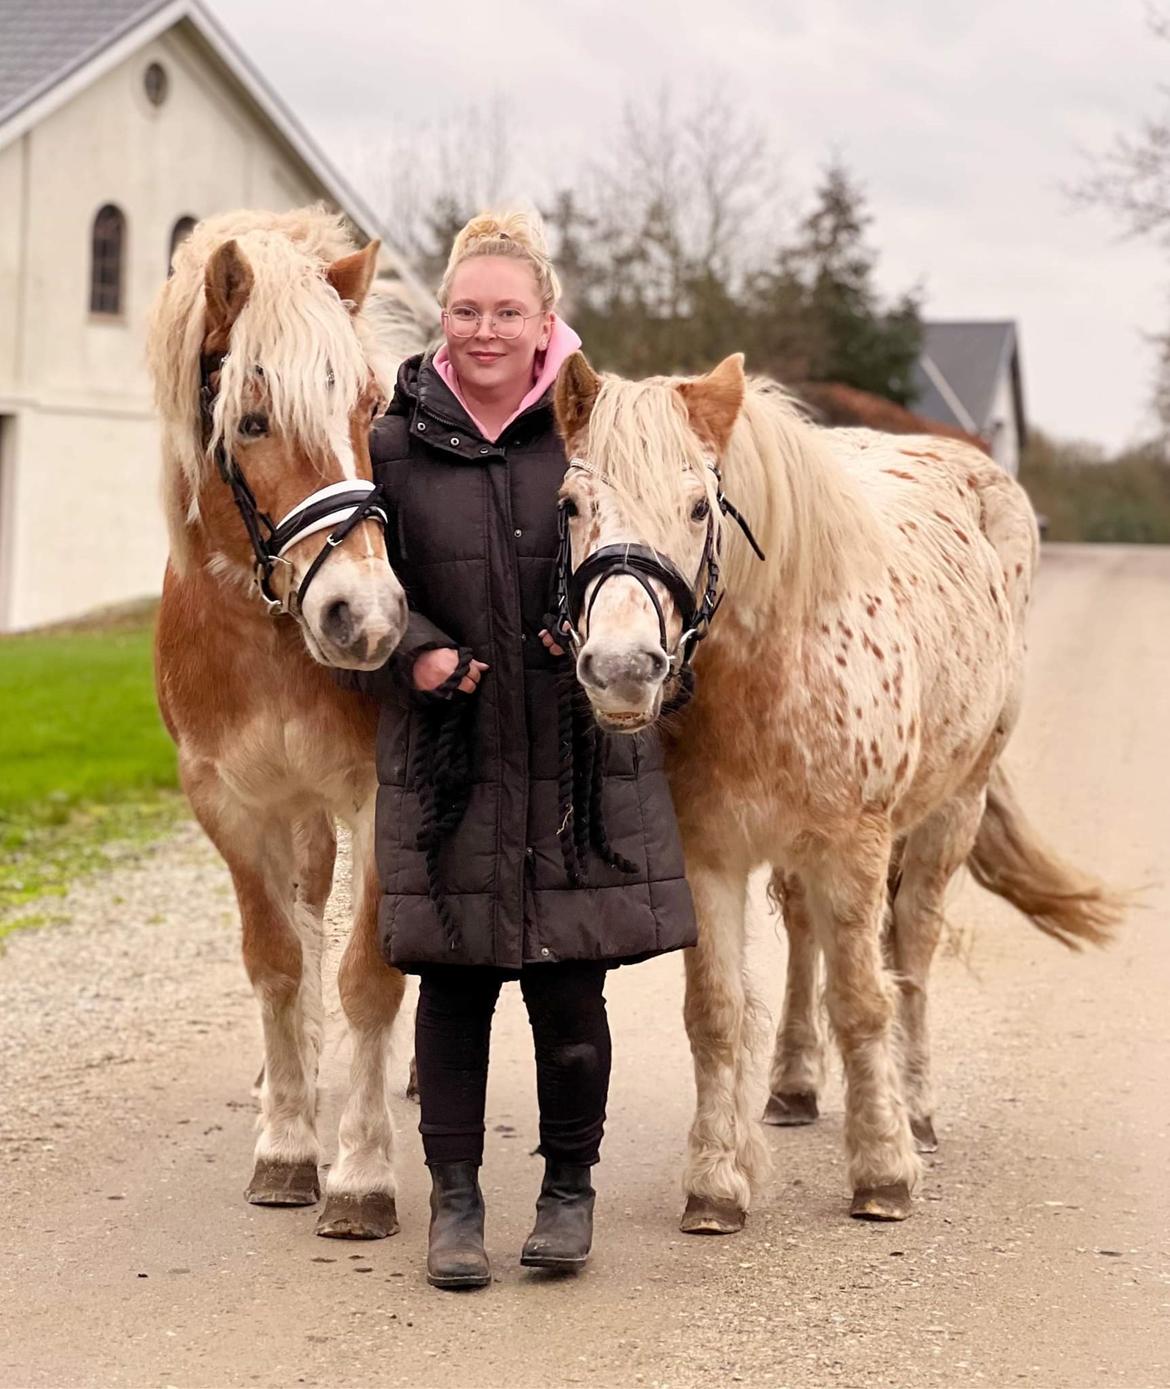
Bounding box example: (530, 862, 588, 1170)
(168, 215, 197, 274)
(90, 204, 126, 315)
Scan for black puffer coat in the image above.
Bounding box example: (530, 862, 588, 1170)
(337, 351, 696, 972)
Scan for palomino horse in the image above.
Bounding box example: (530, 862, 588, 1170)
(551, 352, 1121, 1231)
(147, 206, 424, 1238)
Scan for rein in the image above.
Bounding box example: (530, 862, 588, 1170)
(198, 351, 388, 617)
(554, 458, 765, 676)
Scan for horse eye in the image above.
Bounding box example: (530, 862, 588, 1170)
(562, 498, 579, 519)
(691, 497, 711, 522)
(239, 413, 268, 439)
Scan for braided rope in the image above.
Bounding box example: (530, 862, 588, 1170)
(553, 662, 638, 887)
(555, 663, 584, 888)
(588, 720, 638, 874)
(413, 649, 476, 951)
(571, 681, 596, 877)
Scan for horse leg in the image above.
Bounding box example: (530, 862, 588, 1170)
(317, 810, 406, 1239)
(185, 768, 323, 1204)
(890, 789, 987, 1153)
(763, 871, 823, 1126)
(803, 824, 920, 1221)
(680, 862, 770, 1235)
(290, 809, 336, 1097)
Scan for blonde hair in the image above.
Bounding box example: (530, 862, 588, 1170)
(146, 204, 427, 574)
(438, 207, 562, 309)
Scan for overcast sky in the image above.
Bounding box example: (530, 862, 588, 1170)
(212, 0, 1170, 450)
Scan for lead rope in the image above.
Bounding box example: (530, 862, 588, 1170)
(555, 663, 637, 888)
(412, 648, 477, 951)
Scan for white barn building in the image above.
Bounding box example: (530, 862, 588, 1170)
(0, 0, 415, 632)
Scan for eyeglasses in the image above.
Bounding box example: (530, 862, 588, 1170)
(443, 306, 544, 340)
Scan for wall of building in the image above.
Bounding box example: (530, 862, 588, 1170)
(988, 367, 1021, 476)
(0, 20, 323, 629)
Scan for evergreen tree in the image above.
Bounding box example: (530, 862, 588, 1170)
(782, 161, 922, 405)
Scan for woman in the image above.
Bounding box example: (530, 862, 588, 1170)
(339, 210, 696, 1290)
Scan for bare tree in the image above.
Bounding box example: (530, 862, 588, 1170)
(1076, 11, 1170, 241)
(350, 97, 515, 285)
(1075, 9, 1170, 436)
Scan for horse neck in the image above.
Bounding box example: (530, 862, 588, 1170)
(719, 391, 885, 632)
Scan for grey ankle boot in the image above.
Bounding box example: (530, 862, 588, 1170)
(426, 1161, 490, 1289)
(520, 1160, 595, 1272)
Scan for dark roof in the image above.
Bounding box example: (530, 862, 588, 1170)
(797, 382, 989, 453)
(0, 0, 425, 293)
(912, 320, 1026, 445)
(0, 0, 169, 126)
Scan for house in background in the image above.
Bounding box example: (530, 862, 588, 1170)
(0, 0, 418, 633)
(911, 320, 1028, 475)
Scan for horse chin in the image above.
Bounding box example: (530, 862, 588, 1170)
(588, 688, 664, 735)
(306, 624, 403, 672)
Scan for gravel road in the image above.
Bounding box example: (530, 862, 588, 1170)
(1, 543, 1166, 1389)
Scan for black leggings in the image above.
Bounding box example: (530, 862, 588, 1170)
(414, 962, 611, 1168)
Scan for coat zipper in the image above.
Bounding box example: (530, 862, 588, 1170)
(498, 446, 532, 949)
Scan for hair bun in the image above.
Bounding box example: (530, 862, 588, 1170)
(453, 209, 551, 261)
(440, 206, 561, 309)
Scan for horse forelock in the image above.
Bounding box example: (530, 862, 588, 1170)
(147, 204, 425, 573)
(580, 375, 722, 553)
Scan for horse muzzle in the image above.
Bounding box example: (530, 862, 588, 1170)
(300, 561, 408, 669)
(576, 642, 667, 731)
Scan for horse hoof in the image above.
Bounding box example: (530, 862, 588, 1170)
(316, 1192, 400, 1240)
(911, 1116, 939, 1153)
(245, 1158, 320, 1207)
(763, 1090, 819, 1126)
(679, 1194, 746, 1235)
(850, 1183, 912, 1221)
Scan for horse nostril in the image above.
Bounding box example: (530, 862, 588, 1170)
(322, 598, 353, 645)
(579, 650, 608, 690)
(636, 647, 669, 683)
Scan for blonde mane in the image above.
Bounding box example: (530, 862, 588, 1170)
(585, 371, 887, 625)
(147, 204, 429, 573)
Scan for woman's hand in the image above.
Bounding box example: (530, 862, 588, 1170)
(539, 628, 566, 657)
(412, 648, 489, 694)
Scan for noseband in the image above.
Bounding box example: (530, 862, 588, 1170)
(199, 351, 388, 617)
(554, 458, 765, 676)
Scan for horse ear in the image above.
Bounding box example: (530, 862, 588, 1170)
(203, 239, 254, 350)
(677, 353, 746, 452)
(326, 239, 381, 312)
(555, 352, 602, 440)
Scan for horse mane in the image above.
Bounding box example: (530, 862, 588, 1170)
(584, 370, 886, 626)
(146, 203, 431, 574)
(719, 377, 887, 622)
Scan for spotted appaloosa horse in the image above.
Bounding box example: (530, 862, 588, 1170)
(147, 206, 425, 1239)
(552, 351, 1122, 1232)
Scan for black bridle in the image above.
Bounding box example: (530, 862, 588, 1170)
(553, 458, 765, 676)
(199, 351, 388, 617)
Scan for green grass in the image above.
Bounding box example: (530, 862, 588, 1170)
(0, 616, 182, 933)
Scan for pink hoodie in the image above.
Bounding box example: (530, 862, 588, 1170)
(433, 315, 583, 443)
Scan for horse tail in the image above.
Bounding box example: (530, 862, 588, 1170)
(967, 765, 1125, 949)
